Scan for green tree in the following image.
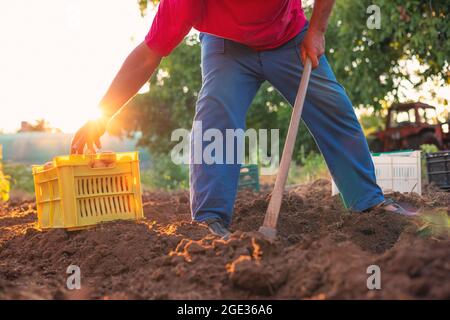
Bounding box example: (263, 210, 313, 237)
(324, 0, 449, 107)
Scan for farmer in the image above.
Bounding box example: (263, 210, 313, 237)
(71, 0, 412, 238)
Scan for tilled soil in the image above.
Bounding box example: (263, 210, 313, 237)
(0, 179, 449, 299)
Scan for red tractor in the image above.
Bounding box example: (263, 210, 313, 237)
(369, 102, 450, 152)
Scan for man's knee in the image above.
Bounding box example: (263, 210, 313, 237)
(195, 88, 245, 130)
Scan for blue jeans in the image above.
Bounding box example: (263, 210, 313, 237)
(191, 25, 384, 227)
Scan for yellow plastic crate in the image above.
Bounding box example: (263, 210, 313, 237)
(0, 144, 9, 202)
(32, 152, 143, 230)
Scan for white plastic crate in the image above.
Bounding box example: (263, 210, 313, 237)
(331, 151, 422, 196)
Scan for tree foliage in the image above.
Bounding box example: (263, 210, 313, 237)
(17, 119, 61, 133)
(324, 0, 449, 107)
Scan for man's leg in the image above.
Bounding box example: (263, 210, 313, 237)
(261, 29, 384, 211)
(191, 34, 263, 227)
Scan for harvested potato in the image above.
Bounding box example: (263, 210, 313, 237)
(44, 161, 53, 170)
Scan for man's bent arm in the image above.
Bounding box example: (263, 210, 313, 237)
(309, 0, 335, 34)
(70, 41, 162, 154)
(99, 41, 162, 119)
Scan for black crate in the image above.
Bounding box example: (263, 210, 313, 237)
(426, 151, 450, 191)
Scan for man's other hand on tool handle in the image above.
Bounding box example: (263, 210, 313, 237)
(70, 41, 162, 154)
(300, 0, 334, 69)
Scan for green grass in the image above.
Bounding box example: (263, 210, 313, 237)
(141, 154, 189, 191)
(416, 209, 450, 238)
(288, 152, 329, 185)
(2, 163, 35, 195)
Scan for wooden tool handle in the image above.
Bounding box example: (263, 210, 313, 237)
(262, 59, 312, 230)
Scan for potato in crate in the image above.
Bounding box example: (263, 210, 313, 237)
(32, 152, 143, 230)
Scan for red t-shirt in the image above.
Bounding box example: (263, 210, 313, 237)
(145, 0, 307, 56)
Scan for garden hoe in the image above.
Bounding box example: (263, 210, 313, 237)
(259, 58, 312, 240)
